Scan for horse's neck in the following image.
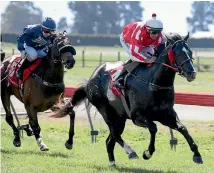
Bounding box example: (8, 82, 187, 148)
(37, 58, 64, 83)
(152, 52, 176, 87)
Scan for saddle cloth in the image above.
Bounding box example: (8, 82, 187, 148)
(7, 55, 42, 88)
(108, 61, 125, 97)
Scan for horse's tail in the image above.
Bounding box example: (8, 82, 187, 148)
(71, 85, 87, 106)
(50, 84, 87, 118)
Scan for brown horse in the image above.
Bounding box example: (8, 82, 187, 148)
(1, 32, 76, 151)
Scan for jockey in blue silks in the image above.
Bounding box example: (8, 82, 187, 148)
(17, 17, 57, 80)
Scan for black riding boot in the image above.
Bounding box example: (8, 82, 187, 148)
(17, 58, 31, 80)
(114, 60, 133, 89)
(114, 68, 128, 89)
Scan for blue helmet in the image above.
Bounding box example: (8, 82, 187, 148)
(41, 17, 56, 31)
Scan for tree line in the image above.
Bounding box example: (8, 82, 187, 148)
(1, 1, 214, 34)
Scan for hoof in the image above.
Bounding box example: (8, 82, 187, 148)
(143, 150, 152, 160)
(109, 161, 116, 167)
(40, 145, 49, 151)
(65, 141, 73, 150)
(13, 139, 21, 147)
(193, 156, 203, 164)
(128, 152, 139, 159)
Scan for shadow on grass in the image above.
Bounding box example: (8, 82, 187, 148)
(84, 164, 178, 173)
(1, 148, 71, 158)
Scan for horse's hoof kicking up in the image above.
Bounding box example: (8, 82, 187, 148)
(40, 145, 49, 151)
(128, 152, 139, 159)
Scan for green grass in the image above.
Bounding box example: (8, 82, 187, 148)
(2, 42, 214, 93)
(1, 118, 214, 173)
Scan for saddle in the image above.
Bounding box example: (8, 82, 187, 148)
(7, 55, 42, 88)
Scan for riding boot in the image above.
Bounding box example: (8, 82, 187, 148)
(114, 60, 132, 89)
(114, 68, 128, 89)
(17, 58, 31, 80)
(114, 60, 140, 89)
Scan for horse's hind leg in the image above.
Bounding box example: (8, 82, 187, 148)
(1, 87, 21, 147)
(98, 105, 138, 166)
(25, 104, 49, 151)
(160, 109, 203, 164)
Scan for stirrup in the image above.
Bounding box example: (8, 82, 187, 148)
(114, 79, 125, 89)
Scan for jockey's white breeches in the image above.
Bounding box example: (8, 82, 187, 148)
(23, 45, 48, 62)
(120, 34, 154, 62)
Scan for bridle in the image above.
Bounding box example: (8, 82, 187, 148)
(155, 40, 193, 76)
(129, 39, 194, 90)
(51, 35, 67, 64)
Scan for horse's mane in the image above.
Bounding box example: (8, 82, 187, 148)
(165, 32, 183, 42)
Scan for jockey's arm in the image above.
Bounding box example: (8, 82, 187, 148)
(129, 40, 148, 63)
(17, 28, 32, 52)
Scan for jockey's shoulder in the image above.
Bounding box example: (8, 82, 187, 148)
(124, 21, 143, 30)
(23, 24, 41, 33)
(136, 21, 144, 27)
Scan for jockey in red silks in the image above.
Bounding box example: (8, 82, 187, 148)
(114, 13, 167, 89)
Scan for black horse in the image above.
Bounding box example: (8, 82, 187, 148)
(1, 32, 76, 151)
(55, 32, 203, 165)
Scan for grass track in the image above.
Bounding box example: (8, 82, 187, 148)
(1, 118, 214, 173)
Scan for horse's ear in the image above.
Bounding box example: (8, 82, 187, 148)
(165, 35, 174, 45)
(183, 32, 190, 41)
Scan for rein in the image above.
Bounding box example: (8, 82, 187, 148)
(128, 72, 174, 90)
(128, 40, 193, 90)
(155, 40, 193, 75)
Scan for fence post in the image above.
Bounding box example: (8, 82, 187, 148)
(118, 52, 120, 61)
(12, 48, 15, 55)
(197, 56, 200, 72)
(82, 50, 85, 67)
(195, 50, 200, 72)
(99, 52, 102, 65)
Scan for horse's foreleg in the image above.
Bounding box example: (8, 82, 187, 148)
(26, 105, 49, 151)
(175, 118, 203, 164)
(163, 109, 203, 164)
(142, 121, 157, 160)
(1, 87, 21, 147)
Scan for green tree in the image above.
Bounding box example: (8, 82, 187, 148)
(1, 1, 43, 33)
(187, 1, 214, 33)
(57, 17, 68, 32)
(68, 1, 143, 34)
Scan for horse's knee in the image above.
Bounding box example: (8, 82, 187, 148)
(177, 125, 187, 132)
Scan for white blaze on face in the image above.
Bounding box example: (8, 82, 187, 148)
(182, 47, 189, 54)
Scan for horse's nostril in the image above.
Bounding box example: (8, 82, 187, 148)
(187, 71, 196, 79)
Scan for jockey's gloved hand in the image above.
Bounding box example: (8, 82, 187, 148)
(20, 50, 26, 58)
(145, 56, 157, 63)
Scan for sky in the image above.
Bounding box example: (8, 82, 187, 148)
(0, 0, 214, 36)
